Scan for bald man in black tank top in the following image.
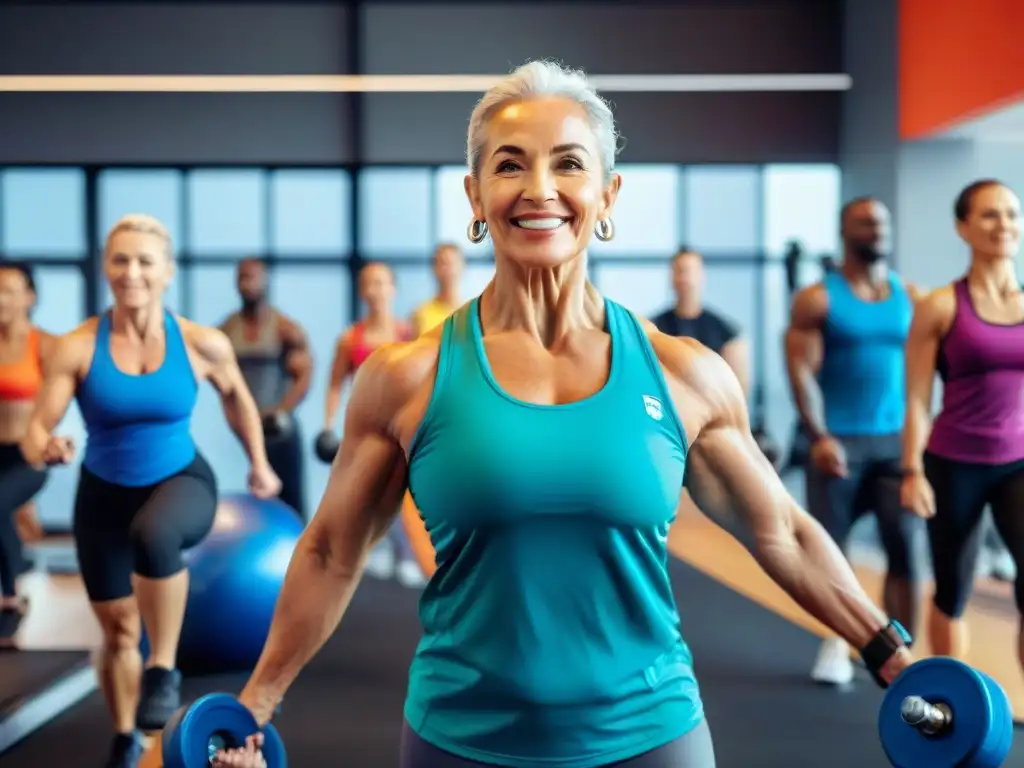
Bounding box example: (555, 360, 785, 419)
(221, 259, 312, 518)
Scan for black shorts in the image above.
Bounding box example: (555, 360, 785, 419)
(73, 453, 218, 603)
(925, 451, 1024, 618)
(805, 433, 924, 579)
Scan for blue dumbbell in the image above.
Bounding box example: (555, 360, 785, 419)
(162, 693, 287, 768)
(878, 657, 1013, 768)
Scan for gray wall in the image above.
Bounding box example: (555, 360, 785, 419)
(0, 1, 842, 165)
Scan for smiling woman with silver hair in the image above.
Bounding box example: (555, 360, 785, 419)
(186, 60, 916, 768)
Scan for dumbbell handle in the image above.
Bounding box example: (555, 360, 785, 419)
(900, 696, 952, 735)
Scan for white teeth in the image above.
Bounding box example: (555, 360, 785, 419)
(515, 218, 564, 230)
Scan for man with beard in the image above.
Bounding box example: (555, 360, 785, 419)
(785, 198, 924, 686)
(221, 258, 312, 519)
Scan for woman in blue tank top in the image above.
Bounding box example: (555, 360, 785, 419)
(206, 62, 919, 768)
(21, 214, 282, 768)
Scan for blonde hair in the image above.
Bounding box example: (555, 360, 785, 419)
(466, 60, 621, 181)
(104, 214, 173, 257)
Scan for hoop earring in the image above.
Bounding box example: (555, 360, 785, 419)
(467, 219, 488, 244)
(595, 218, 615, 242)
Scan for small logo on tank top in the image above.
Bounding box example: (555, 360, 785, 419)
(642, 395, 663, 421)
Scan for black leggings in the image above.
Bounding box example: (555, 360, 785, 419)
(264, 419, 305, 520)
(0, 443, 47, 598)
(925, 452, 1024, 618)
(73, 453, 218, 603)
(400, 720, 716, 768)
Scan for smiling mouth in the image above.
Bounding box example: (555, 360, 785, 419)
(512, 217, 569, 231)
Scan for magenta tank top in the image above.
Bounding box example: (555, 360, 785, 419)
(927, 278, 1024, 464)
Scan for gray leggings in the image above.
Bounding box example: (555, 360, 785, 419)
(400, 719, 716, 768)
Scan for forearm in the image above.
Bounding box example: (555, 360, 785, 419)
(275, 373, 310, 416)
(753, 506, 888, 649)
(223, 390, 270, 466)
(901, 400, 933, 473)
(323, 383, 343, 430)
(19, 419, 51, 466)
(788, 367, 828, 440)
(239, 536, 365, 723)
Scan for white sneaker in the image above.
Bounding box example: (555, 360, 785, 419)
(811, 637, 854, 685)
(364, 543, 395, 580)
(990, 549, 1017, 582)
(396, 560, 427, 588)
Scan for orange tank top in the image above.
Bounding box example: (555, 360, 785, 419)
(0, 328, 43, 402)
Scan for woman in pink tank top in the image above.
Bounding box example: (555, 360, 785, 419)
(320, 262, 422, 587)
(901, 179, 1024, 670)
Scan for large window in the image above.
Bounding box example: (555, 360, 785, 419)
(359, 168, 433, 256)
(1, 169, 87, 257)
(764, 164, 841, 258)
(683, 166, 762, 256)
(590, 165, 681, 257)
(270, 170, 351, 257)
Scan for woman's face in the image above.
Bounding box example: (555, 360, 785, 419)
(465, 97, 620, 269)
(957, 183, 1021, 261)
(104, 229, 173, 309)
(0, 269, 34, 326)
(360, 263, 395, 311)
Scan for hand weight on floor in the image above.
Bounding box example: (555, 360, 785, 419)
(262, 411, 295, 440)
(314, 430, 340, 463)
(163, 693, 287, 768)
(878, 657, 1013, 767)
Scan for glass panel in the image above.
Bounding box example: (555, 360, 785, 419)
(764, 164, 842, 259)
(590, 164, 680, 257)
(187, 170, 266, 256)
(684, 166, 761, 255)
(97, 169, 183, 251)
(1, 168, 86, 256)
(270, 170, 351, 256)
(435, 166, 488, 254)
(594, 264, 674, 320)
(360, 168, 433, 255)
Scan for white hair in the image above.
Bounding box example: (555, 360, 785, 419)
(466, 60, 621, 181)
(105, 213, 173, 256)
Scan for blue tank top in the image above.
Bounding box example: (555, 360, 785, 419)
(404, 299, 702, 768)
(77, 311, 198, 487)
(819, 272, 911, 437)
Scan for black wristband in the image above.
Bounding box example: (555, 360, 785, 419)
(860, 620, 912, 689)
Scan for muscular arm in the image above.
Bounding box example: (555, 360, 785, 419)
(322, 332, 352, 430)
(238, 345, 419, 724)
(719, 337, 749, 396)
(784, 285, 829, 441)
(901, 289, 952, 473)
(274, 317, 313, 415)
(21, 331, 85, 465)
(658, 338, 901, 667)
(191, 325, 271, 469)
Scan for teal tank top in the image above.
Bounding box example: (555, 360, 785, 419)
(404, 298, 703, 768)
(819, 271, 912, 437)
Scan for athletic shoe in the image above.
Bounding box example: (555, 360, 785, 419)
(810, 637, 854, 685)
(135, 666, 181, 731)
(104, 731, 144, 768)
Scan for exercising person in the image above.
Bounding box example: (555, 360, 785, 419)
(786, 197, 923, 687)
(321, 262, 422, 587)
(902, 179, 1024, 668)
(410, 243, 464, 336)
(0, 262, 54, 614)
(165, 61, 917, 768)
(651, 246, 749, 394)
(21, 215, 281, 768)
(221, 258, 312, 519)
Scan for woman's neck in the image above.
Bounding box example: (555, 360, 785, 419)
(0, 316, 31, 342)
(483, 252, 603, 347)
(111, 303, 165, 341)
(967, 255, 1019, 296)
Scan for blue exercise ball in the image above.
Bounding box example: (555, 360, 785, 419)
(142, 494, 303, 674)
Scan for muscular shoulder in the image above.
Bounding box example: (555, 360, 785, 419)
(48, 318, 100, 376)
(789, 282, 828, 329)
(348, 328, 443, 429)
(176, 317, 234, 364)
(643, 326, 745, 433)
(275, 312, 308, 347)
(912, 283, 957, 335)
